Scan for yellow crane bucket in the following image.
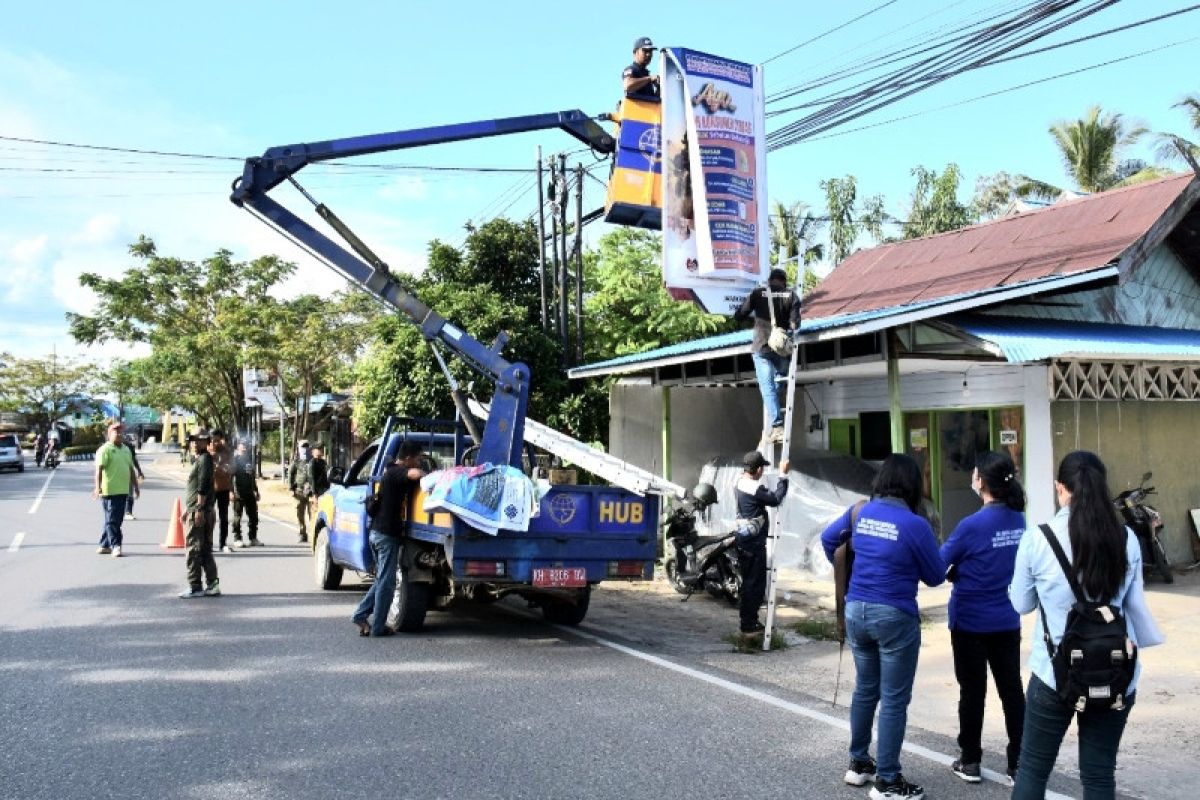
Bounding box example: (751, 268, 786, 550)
(603, 97, 662, 230)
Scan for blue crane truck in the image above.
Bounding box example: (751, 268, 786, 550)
(230, 110, 659, 631)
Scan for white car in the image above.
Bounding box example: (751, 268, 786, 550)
(0, 433, 24, 473)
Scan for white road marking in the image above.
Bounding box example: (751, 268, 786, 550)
(8, 531, 26, 552)
(563, 625, 1071, 799)
(28, 468, 57, 514)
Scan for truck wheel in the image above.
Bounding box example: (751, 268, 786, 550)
(388, 565, 429, 632)
(1151, 536, 1174, 584)
(314, 529, 343, 590)
(664, 560, 689, 595)
(542, 586, 591, 626)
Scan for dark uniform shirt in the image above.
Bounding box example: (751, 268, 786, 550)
(233, 453, 257, 498)
(185, 452, 214, 511)
(310, 457, 330, 497)
(622, 62, 658, 100)
(370, 463, 418, 538)
(734, 286, 801, 355)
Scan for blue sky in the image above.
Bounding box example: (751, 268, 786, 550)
(2, 1, 1197, 361)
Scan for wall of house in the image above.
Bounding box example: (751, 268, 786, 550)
(1051, 399, 1200, 565)
(610, 383, 763, 490)
(608, 364, 1058, 522)
(987, 244, 1200, 328)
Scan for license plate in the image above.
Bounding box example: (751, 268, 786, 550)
(532, 567, 587, 588)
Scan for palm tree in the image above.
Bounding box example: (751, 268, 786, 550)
(769, 199, 826, 288)
(1017, 105, 1163, 200)
(1154, 93, 1200, 170)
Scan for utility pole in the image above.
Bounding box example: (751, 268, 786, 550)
(536, 146, 549, 332)
(548, 158, 562, 359)
(574, 162, 585, 365)
(558, 153, 569, 364)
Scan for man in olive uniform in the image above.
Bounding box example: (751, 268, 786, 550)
(232, 439, 262, 547)
(180, 429, 219, 598)
(288, 440, 313, 543)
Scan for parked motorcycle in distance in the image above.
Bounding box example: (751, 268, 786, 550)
(1115, 471, 1173, 584)
(664, 483, 743, 604)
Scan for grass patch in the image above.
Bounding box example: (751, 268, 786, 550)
(724, 630, 789, 653)
(792, 617, 839, 641)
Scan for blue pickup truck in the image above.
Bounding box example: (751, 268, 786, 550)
(312, 418, 658, 631)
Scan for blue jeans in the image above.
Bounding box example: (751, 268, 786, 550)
(751, 350, 787, 428)
(99, 495, 127, 548)
(845, 600, 922, 782)
(353, 531, 401, 636)
(1012, 674, 1135, 800)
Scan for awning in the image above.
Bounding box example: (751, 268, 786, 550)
(951, 315, 1200, 363)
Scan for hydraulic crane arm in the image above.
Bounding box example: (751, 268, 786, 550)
(229, 110, 613, 469)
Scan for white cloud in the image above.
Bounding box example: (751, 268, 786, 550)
(377, 175, 429, 201)
(1, 234, 52, 304)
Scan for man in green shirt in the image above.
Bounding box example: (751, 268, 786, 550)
(94, 421, 139, 557)
(180, 428, 220, 599)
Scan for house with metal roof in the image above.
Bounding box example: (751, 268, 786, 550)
(571, 173, 1200, 565)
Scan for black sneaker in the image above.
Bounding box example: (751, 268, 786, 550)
(741, 621, 766, 634)
(844, 758, 877, 786)
(951, 759, 981, 783)
(870, 775, 925, 800)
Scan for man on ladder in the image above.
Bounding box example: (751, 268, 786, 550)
(733, 267, 800, 444)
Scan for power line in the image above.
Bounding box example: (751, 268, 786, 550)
(761, 0, 901, 65)
(769, 2, 1200, 114)
(799, 33, 1200, 143)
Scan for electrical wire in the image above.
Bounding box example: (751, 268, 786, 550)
(760, 0, 901, 65)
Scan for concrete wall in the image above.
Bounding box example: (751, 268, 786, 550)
(609, 383, 763, 490)
(1051, 399, 1200, 564)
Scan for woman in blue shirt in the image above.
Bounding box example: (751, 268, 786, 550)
(1009, 450, 1164, 799)
(822, 453, 945, 800)
(940, 451, 1026, 785)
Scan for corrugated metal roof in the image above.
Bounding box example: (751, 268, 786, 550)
(803, 174, 1196, 321)
(569, 269, 1115, 377)
(952, 314, 1200, 362)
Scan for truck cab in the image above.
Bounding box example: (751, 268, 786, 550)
(312, 418, 658, 631)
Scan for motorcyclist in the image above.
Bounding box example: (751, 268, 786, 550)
(34, 433, 46, 467)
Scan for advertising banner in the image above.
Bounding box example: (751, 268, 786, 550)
(243, 367, 282, 416)
(661, 47, 767, 315)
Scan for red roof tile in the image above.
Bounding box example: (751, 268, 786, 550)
(803, 174, 1196, 321)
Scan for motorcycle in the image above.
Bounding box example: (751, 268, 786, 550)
(43, 446, 60, 470)
(1114, 471, 1172, 584)
(664, 483, 743, 604)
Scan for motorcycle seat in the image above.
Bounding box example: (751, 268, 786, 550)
(694, 533, 735, 548)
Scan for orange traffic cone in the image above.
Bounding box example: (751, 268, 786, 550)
(162, 497, 185, 548)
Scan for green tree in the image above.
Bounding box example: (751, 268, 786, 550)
(769, 199, 825, 292)
(67, 236, 294, 431)
(1018, 105, 1163, 200)
(249, 291, 379, 440)
(821, 176, 887, 263)
(1155, 92, 1200, 169)
(582, 227, 734, 360)
(353, 219, 568, 440)
(0, 352, 96, 431)
(902, 164, 973, 239)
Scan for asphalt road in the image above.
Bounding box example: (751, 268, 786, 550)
(1, 457, 1058, 800)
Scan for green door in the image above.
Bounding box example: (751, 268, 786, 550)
(828, 418, 859, 457)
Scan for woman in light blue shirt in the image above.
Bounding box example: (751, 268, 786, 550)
(1009, 451, 1164, 799)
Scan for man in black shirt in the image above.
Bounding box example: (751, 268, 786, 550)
(622, 36, 659, 100)
(351, 441, 427, 637)
(734, 268, 801, 443)
(734, 450, 790, 634)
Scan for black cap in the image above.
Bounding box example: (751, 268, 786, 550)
(743, 450, 770, 470)
(634, 36, 654, 51)
(769, 268, 788, 284)
(189, 428, 211, 441)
